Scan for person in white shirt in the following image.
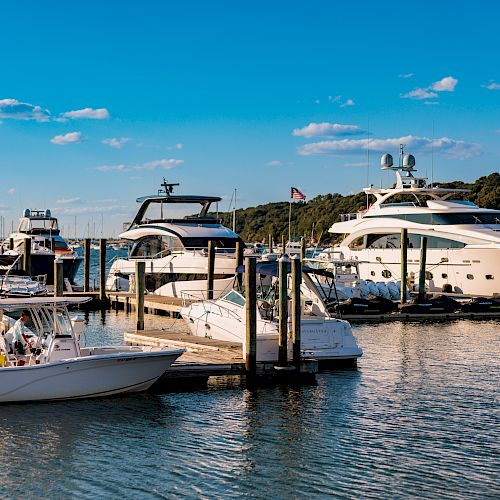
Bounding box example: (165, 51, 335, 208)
(6, 310, 32, 358)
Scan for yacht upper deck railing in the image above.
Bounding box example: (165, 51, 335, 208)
(127, 246, 237, 260)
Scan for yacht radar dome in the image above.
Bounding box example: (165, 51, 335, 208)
(402, 154, 416, 170)
(380, 153, 394, 169)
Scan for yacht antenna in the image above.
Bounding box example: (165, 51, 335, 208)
(366, 120, 370, 209)
(431, 121, 435, 186)
(158, 177, 180, 197)
(232, 188, 237, 233)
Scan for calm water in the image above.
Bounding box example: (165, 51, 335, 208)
(0, 313, 498, 499)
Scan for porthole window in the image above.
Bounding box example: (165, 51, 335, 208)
(381, 270, 392, 278)
(370, 271, 375, 276)
(467, 274, 474, 280)
(441, 273, 448, 279)
(486, 275, 494, 280)
(425, 271, 433, 280)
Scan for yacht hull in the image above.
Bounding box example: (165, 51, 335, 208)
(29, 253, 83, 285)
(0, 348, 184, 403)
(341, 246, 500, 296)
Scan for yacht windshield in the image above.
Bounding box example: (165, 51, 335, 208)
(142, 202, 215, 222)
(365, 212, 500, 225)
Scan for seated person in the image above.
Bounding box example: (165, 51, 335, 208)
(6, 310, 32, 361)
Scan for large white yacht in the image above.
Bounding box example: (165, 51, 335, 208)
(106, 180, 243, 298)
(328, 147, 500, 296)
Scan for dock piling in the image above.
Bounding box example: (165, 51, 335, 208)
(135, 261, 145, 330)
(54, 259, 64, 297)
(300, 237, 306, 262)
(268, 234, 273, 254)
(281, 234, 286, 256)
(236, 241, 244, 289)
(291, 255, 301, 369)
(400, 228, 408, 304)
(245, 256, 257, 376)
(278, 255, 290, 367)
(99, 238, 107, 304)
(23, 238, 32, 276)
(84, 238, 91, 292)
(9, 238, 14, 251)
(207, 240, 215, 300)
(418, 236, 428, 300)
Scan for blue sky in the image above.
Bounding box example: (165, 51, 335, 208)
(0, 1, 499, 237)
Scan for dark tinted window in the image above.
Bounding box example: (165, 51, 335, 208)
(365, 212, 500, 224)
(366, 233, 465, 249)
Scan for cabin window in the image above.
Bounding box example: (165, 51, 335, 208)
(131, 235, 183, 258)
(366, 233, 465, 249)
(485, 275, 494, 280)
(348, 236, 365, 250)
(370, 271, 375, 276)
(467, 274, 474, 280)
(364, 212, 500, 225)
(442, 273, 448, 279)
(425, 271, 433, 280)
(381, 270, 392, 278)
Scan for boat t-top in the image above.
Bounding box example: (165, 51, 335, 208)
(107, 179, 243, 298)
(328, 146, 500, 296)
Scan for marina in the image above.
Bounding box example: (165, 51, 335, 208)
(1, 2, 499, 497)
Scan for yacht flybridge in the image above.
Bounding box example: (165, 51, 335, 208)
(329, 147, 500, 296)
(107, 180, 243, 298)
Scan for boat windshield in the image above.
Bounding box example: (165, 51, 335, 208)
(221, 290, 246, 306)
(142, 202, 216, 222)
(19, 218, 59, 232)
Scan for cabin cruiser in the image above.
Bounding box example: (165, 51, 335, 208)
(106, 180, 243, 298)
(4, 209, 82, 286)
(180, 259, 362, 365)
(0, 297, 184, 402)
(328, 148, 500, 296)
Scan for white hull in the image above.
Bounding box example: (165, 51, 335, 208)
(181, 303, 362, 363)
(0, 348, 184, 403)
(340, 246, 499, 296)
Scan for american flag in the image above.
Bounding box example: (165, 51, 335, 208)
(291, 187, 306, 200)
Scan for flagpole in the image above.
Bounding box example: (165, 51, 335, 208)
(288, 201, 292, 244)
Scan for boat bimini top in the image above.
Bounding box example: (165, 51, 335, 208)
(0, 296, 90, 311)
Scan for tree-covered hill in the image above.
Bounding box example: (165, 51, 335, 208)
(219, 172, 500, 243)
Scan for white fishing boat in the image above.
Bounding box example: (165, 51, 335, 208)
(180, 260, 362, 365)
(0, 297, 184, 403)
(328, 147, 500, 296)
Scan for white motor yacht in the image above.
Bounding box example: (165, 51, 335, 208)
(4, 209, 83, 286)
(106, 179, 243, 299)
(180, 260, 362, 365)
(0, 297, 184, 403)
(328, 147, 500, 296)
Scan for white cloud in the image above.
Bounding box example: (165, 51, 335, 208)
(298, 135, 481, 160)
(53, 205, 127, 216)
(398, 73, 414, 79)
(292, 122, 364, 138)
(340, 98, 355, 107)
(401, 88, 438, 100)
(56, 197, 81, 205)
(344, 161, 369, 167)
(0, 98, 50, 121)
(424, 101, 440, 106)
(430, 76, 458, 92)
(50, 131, 82, 145)
(175, 143, 183, 149)
(267, 160, 283, 166)
(62, 107, 110, 119)
(96, 158, 184, 172)
(7, 188, 15, 195)
(482, 81, 500, 90)
(102, 137, 129, 148)
(401, 75, 458, 100)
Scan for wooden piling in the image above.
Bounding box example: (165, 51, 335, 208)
(278, 255, 290, 367)
(418, 236, 428, 300)
(99, 238, 107, 303)
(207, 240, 215, 300)
(236, 240, 244, 289)
(268, 234, 273, 254)
(300, 237, 306, 262)
(400, 228, 408, 304)
(291, 255, 301, 369)
(23, 238, 32, 276)
(53, 259, 64, 297)
(9, 238, 14, 251)
(135, 261, 145, 330)
(245, 256, 257, 375)
(84, 238, 91, 292)
(281, 234, 286, 256)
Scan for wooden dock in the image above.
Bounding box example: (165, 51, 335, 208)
(124, 327, 318, 388)
(109, 292, 189, 314)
